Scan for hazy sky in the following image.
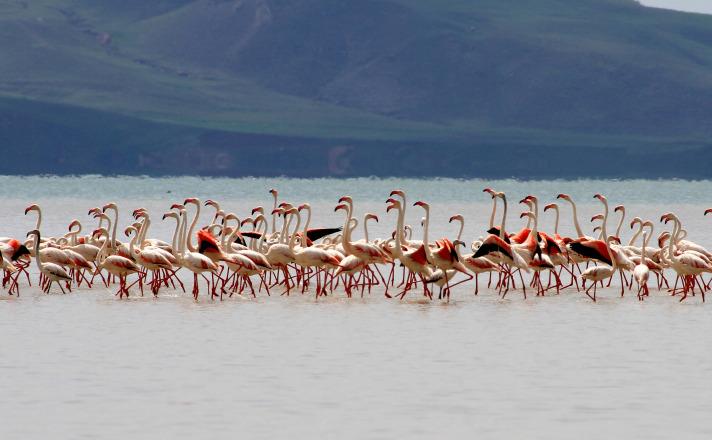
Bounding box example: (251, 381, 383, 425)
(639, 0, 712, 14)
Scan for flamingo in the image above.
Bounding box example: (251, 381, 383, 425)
(27, 229, 72, 294)
(93, 227, 141, 298)
(633, 232, 651, 300)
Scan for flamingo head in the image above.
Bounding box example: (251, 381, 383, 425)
(205, 199, 220, 209)
(483, 187, 496, 196)
(68, 219, 81, 231)
(520, 211, 534, 219)
(543, 203, 557, 212)
(183, 198, 199, 207)
(592, 226, 601, 234)
(449, 214, 464, 223)
(87, 207, 101, 216)
(452, 240, 465, 248)
(278, 202, 293, 210)
(630, 217, 642, 229)
(170, 203, 185, 211)
(240, 218, 254, 227)
(91, 228, 107, 239)
(660, 213, 673, 223)
(338, 196, 353, 205)
(519, 196, 533, 205)
(101, 202, 117, 212)
(269, 188, 278, 197)
(271, 208, 283, 216)
(132, 208, 147, 219)
(24, 204, 40, 215)
(705, 208, 712, 216)
(658, 232, 670, 247)
(389, 190, 405, 199)
(556, 193, 570, 201)
(298, 203, 310, 212)
(251, 206, 264, 215)
(614, 205, 624, 213)
(162, 212, 176, 221)
(26, 229, 39, 238)
(365, 213, 379, 222)
(285, 207, 298, 215)
(334, 204, 348, 213)
(413, 201, 429, 209)
(590, 214, 604, 222)
(593, 194, 607, 203)
(609, 236, 622, 245)
(124, 226, 136, 237)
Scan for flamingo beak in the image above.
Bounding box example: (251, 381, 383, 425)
(705, 208, 712, 216)
(556, 194, 567, 200)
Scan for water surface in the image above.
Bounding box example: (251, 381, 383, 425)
(1, 176, 711, 440)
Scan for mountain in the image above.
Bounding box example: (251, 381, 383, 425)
(2, 0, 712, 177)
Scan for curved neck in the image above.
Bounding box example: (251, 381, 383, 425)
(393, 205, 405, 257)
(489, 197, 497, 229)
(643, 224, 654, 248)
(363, 217, 371, 243)
(96, 231, 109, 263)
(128, 230, 137, 256)
(186, 203, 200, 252)
(169, 217, 180, 256)
(455, 219, 464, 242)
(553, 208, 559, 235)
(109, 208, 118, 253)
(568, 200, 584, 238)
(629, 221, 643, 246)
(35, 208, 42, 232)
(289, 212, 302, 249)
(139, 217, 150, 249)
(499, 196, 508, 239)
(615, 209, 625, 238)
(179, 211, 188, 256)
(600, 200, 609, 239)
(280, 214, 292, 245)
(606, 237, 617, 271)
(303, 206, 312, 235)
(33, 233, 43, 272)
(271, 194, 278, 234)
(421, 206, 433, 261)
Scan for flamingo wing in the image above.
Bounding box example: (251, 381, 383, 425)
(305, 227, 342, 242)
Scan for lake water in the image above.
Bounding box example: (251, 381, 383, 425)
(1, 176, 711, 440)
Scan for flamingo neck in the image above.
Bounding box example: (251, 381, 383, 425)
(489, 197, 497, 229)
(615, 209, 625, 238)
(170, 217, 180, 256)
(271, 194, 278, 234)
(569, 200, 584, 238)
(110, 208, 118, 254)
(289, 212, 302, 250)
(499, 196, 507, 239)
(629, 221, 643, 246)
(186, 202, 200, 253)
(600, 200, 609, 239)
(553, 208, 559, 235)
(392, 204, 405, 258)
(421, 206, 433, 262)
(363, 216, 370, 243)
(33, 233, 43, 272)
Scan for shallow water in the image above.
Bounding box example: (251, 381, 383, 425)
(1, 176, 711, 440)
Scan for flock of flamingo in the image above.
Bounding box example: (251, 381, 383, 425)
(1, 188, 710, 303)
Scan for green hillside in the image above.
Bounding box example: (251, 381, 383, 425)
(1, 0, 712, 177)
